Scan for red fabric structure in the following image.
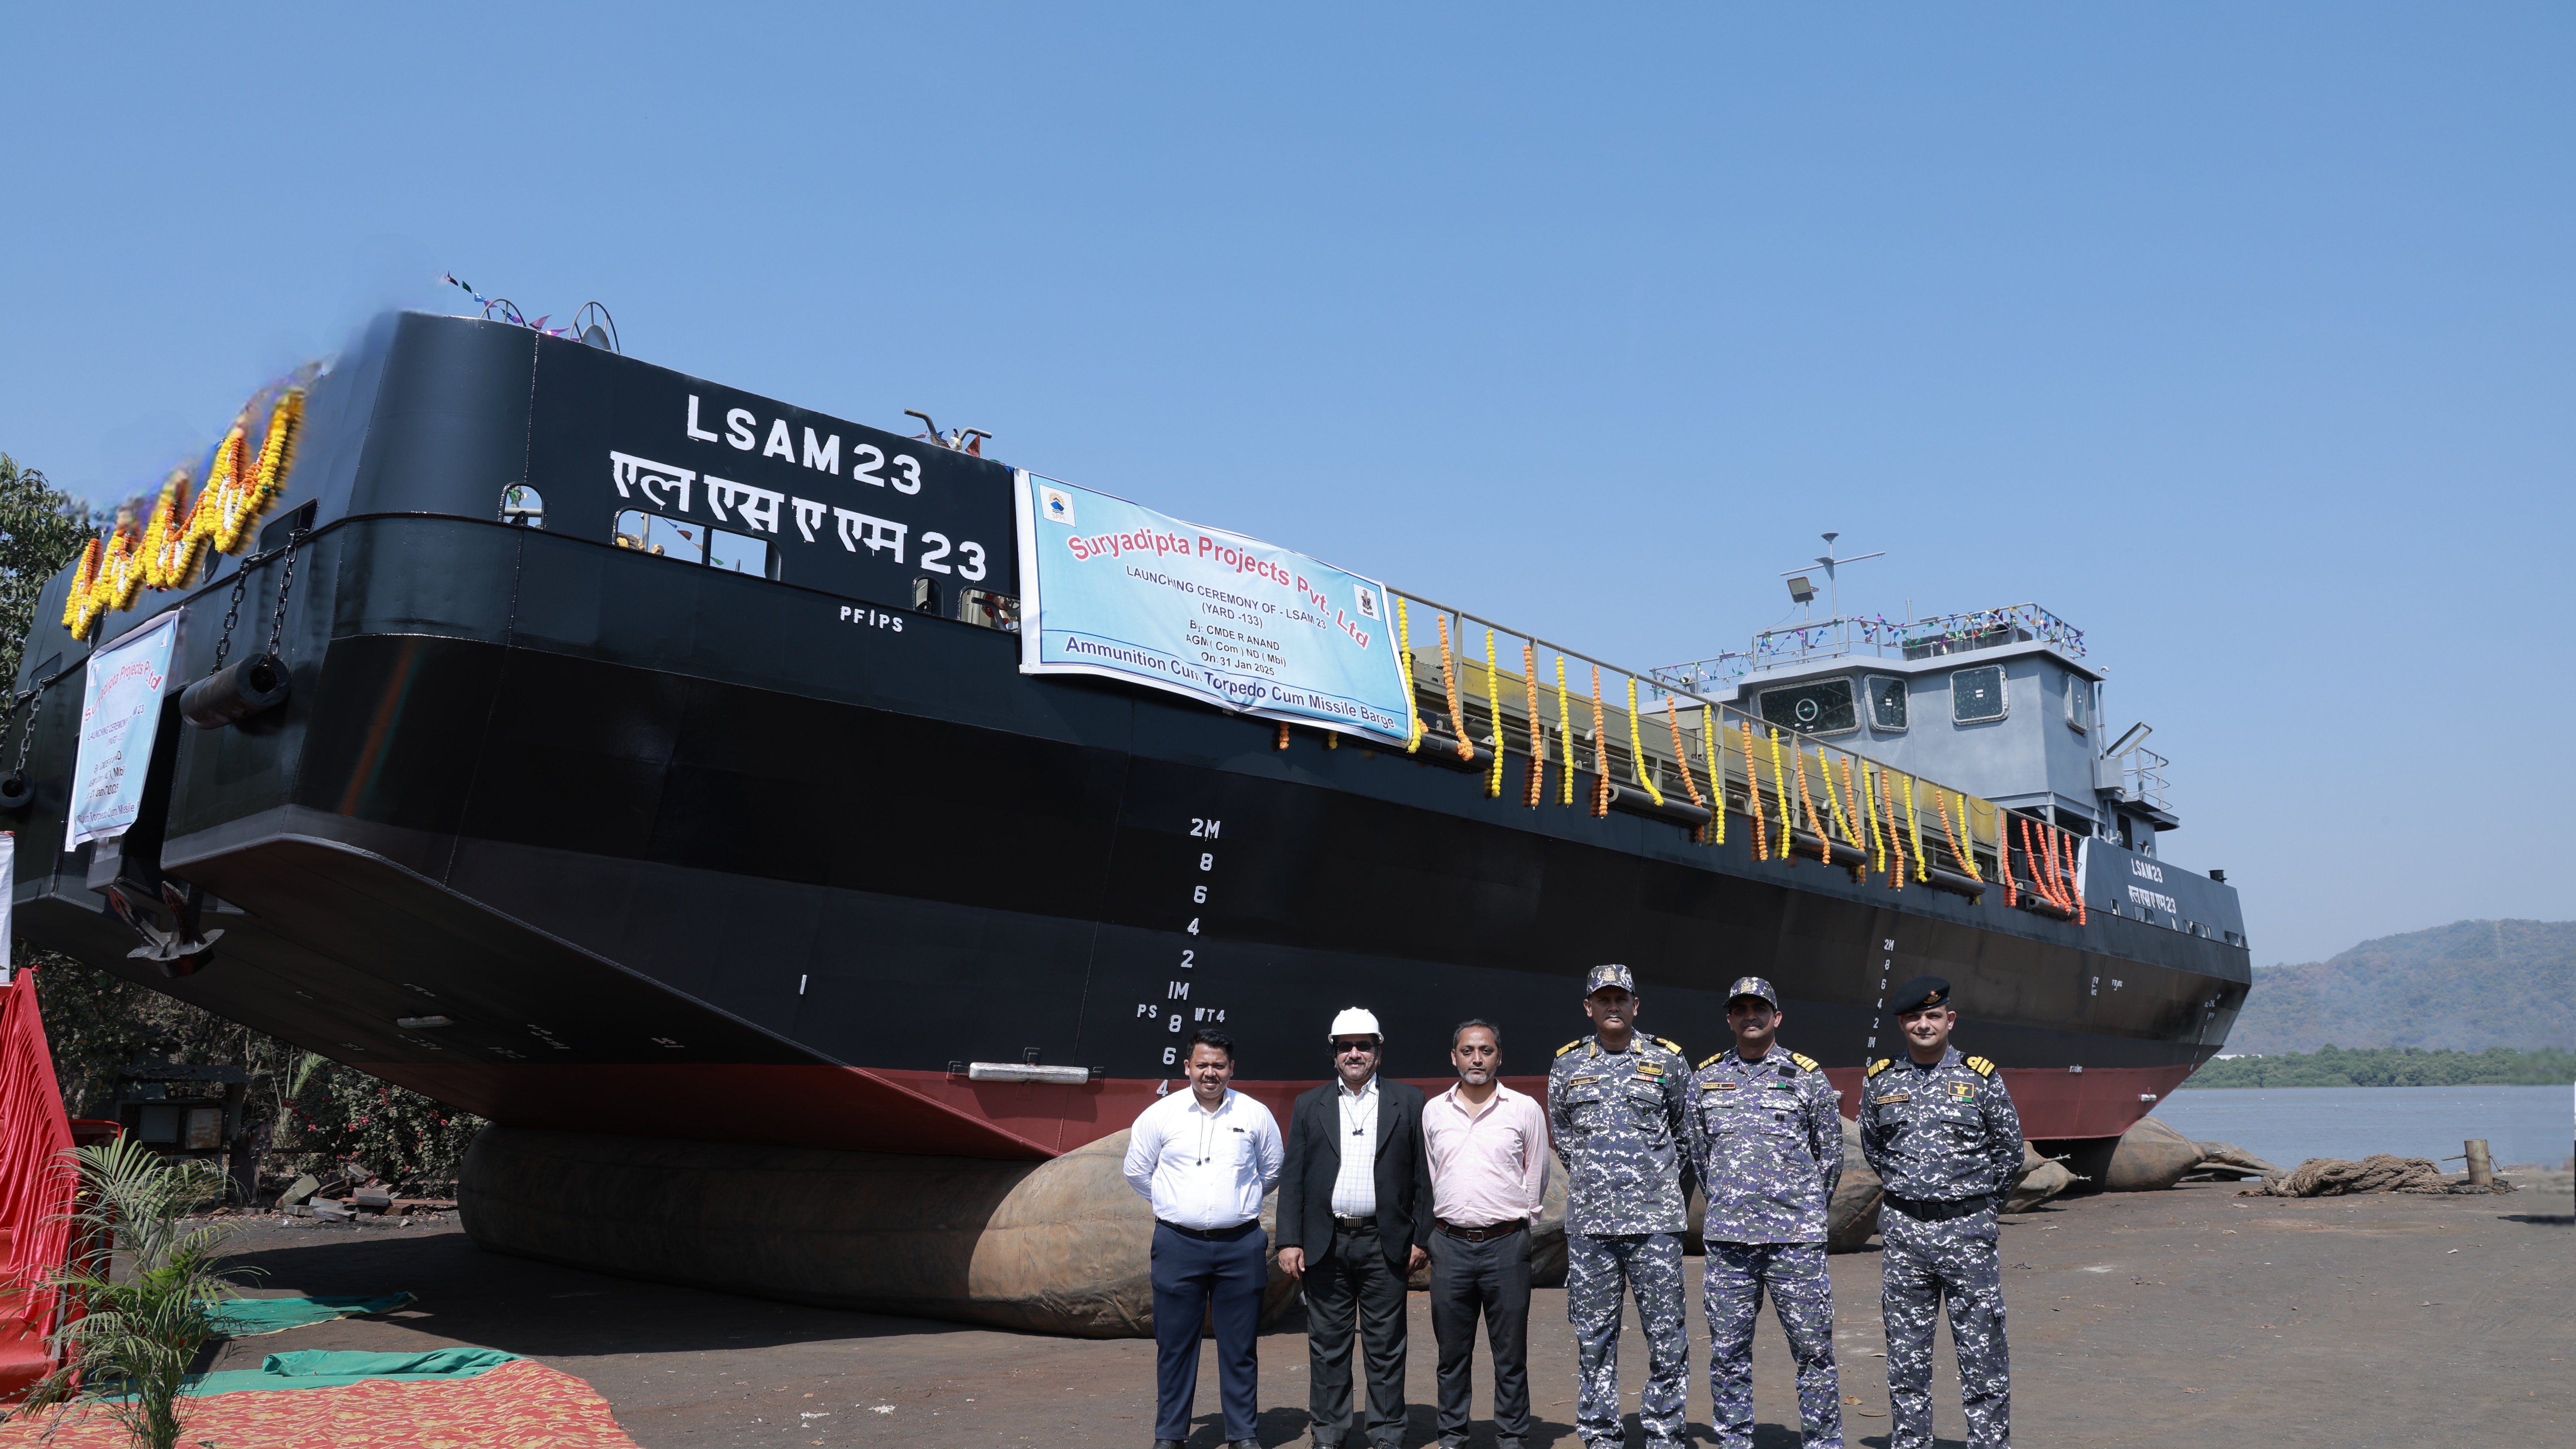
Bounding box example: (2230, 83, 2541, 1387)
(0, 968, 77, 1400)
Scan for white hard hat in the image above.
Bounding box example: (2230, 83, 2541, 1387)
(1329, 1007, 1382, 1041)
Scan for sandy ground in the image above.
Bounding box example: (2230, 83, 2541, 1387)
(193, 1173, 2572, 1448)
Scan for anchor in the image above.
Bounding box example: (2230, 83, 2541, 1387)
(103, 880, 225, 978)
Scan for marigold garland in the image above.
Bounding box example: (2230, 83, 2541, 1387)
(1902, 772, 1927, 882)
(1767, 729, 1793, 856)
(2006, 816, 2029, 908)
(1700, 706, 1724, 845)
(1821, 751, 1855, 850)
(1554, 656, 1575, 806)
(1858, 760, 1882, 875)
(1435, 614, 1473, 761)
(60, 538, 101, 638)
(1956, 793, 1986, 881)
(1665, 698, 1705, 813)
(1741, 720, 1769, 860)
(1793, 744, 1828, 864)
(140, 468, 199, 589)
(1936, 790, 1977, 883)
(1878, 765, 1905, 887)
(1395, 598, 1424, 753)
(192, 389, 307, 556)
(1523, 643, 1544, 808)
(1483, 630, 1506, 797)
(1589, 666, 1610, 817)
(1835, 755, 1863, 846)
(1624, 677, 1665, 808)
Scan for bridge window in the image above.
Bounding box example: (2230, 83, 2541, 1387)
(1759, 678, 1856, 735)
(1866, 675, 1908, 731)
(1951, 665, 2007, 723)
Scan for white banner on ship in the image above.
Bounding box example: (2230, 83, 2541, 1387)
(67, 610, 181, 849)
(1013, 472, 1411, 742)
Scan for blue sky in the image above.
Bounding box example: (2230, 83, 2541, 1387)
(2, 4, 2566, 964)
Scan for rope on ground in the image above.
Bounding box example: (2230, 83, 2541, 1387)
(2241, 1154, 2516, 1197)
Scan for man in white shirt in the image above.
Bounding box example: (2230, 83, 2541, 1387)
(1423, 1018, 1552, 1449)
(1123, 1029, 1284, 1449)
(1276, 1009, 1432, 1449)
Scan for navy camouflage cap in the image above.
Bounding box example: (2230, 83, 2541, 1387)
(1724, 975, 1780, 1009)
(1583, 963, 1637, 996)
(1889, 975, 1953, 1015)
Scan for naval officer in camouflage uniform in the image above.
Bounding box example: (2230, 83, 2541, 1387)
(1685, 976, 1844, 1449)
(1546, 963, 1692, 1449)
(1859, 976, 2023, 1449)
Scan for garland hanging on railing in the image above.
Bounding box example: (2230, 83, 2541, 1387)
(1554, 656, 1575, 806)
(1700, 705, 1723, 844)
(1741, 720, 1768, 860)
(1793, 745, 1828, 864)
(1581, 668, 1604, 815)
(1665, 697, 1706, 815)
(1835, 755, 1863, 848)
(1880, 766, 1906, 887)
(1767, 729, 1793, 857)
(1624, 677, 1664, 807)
(1522, 643, 1544, 808)
(1483, 630, 1505, 798)
(1860, 761, 1886, 877)
(1396, 598, 1424, 753)
(1903, 773, 1927, 882)
(1436, 614, 1473, 761)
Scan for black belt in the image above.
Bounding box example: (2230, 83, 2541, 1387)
(1883, 1192, 1993, 1221)
(1157, 1218, 1258, 1240)
(1333, 1215, 1376, 1231)
(1437, 1218, 1527, 1242)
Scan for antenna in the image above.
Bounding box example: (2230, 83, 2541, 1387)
(1778, 531, 1885, 621)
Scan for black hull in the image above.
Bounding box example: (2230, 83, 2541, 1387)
(8, 317, 2250, 1157)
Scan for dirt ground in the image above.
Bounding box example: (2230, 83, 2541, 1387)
(196, 1174, 2572, 1448)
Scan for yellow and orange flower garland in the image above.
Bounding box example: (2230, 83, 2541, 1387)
(1522, 643, 1544, 808)
(1623, 677, 1663, 808)
(63, 388, 306, 641)
(1699, 706, 1724, 845)
(1436, 614, 1473, 762)
(1741, 720, 1768, 860)
(1395, 597, 1424, 754)
(1587, 667, 1609, 817)
(1484, 630, 1505, 798)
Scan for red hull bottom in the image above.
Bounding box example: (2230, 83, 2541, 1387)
(382, 1059, 2201, 1159)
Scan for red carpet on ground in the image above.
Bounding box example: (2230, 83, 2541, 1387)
(0, 1357, 641, 1448)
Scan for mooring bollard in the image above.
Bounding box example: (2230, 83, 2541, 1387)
(2463, 1138, 2493, 1189)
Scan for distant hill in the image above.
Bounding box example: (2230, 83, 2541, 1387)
(2220, 919, 2574, 1056)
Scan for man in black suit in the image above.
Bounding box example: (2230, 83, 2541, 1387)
(1277, 1007, 1434, 1449)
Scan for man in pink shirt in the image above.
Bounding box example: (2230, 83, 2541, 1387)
(1422, 1019, 1552, 1449)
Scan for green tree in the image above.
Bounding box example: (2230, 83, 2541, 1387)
(0, 451, 97, 686)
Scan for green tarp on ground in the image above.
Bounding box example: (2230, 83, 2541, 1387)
(204, 1293, 417, 1336)
(182, 1348, 519, 1395)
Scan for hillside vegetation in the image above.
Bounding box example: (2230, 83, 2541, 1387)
(2222, 919, 2573, 1055)
(2185, 1044, 2574, 1088)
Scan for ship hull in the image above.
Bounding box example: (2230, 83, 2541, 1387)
(14, 517, 2246, 1155)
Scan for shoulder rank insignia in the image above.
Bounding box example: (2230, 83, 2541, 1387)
(1967, 1055, 1996, 1077)
(1698, 1051, 1726, 1069)
(1865, 1057, 1892, 1078)
(1655, 1036, 1685, 1057)
(1556, 1039, 1584, 1058)
(1790, 1051, 1819, 1072)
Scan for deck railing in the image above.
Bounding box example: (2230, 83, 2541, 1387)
(1379, 590, 2102, 909)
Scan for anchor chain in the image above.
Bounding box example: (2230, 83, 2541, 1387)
(207, 559, 252, 680)
(261, 533, 301, 662)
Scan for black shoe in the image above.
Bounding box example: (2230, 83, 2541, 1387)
(1152, 1440, 1184, 1449)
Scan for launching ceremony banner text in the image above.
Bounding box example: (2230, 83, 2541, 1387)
(67, 610, 180, 849)
(1015, 473, 1411, 743)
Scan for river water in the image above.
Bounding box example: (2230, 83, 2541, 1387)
(2149, 1084, 2572, 1169)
